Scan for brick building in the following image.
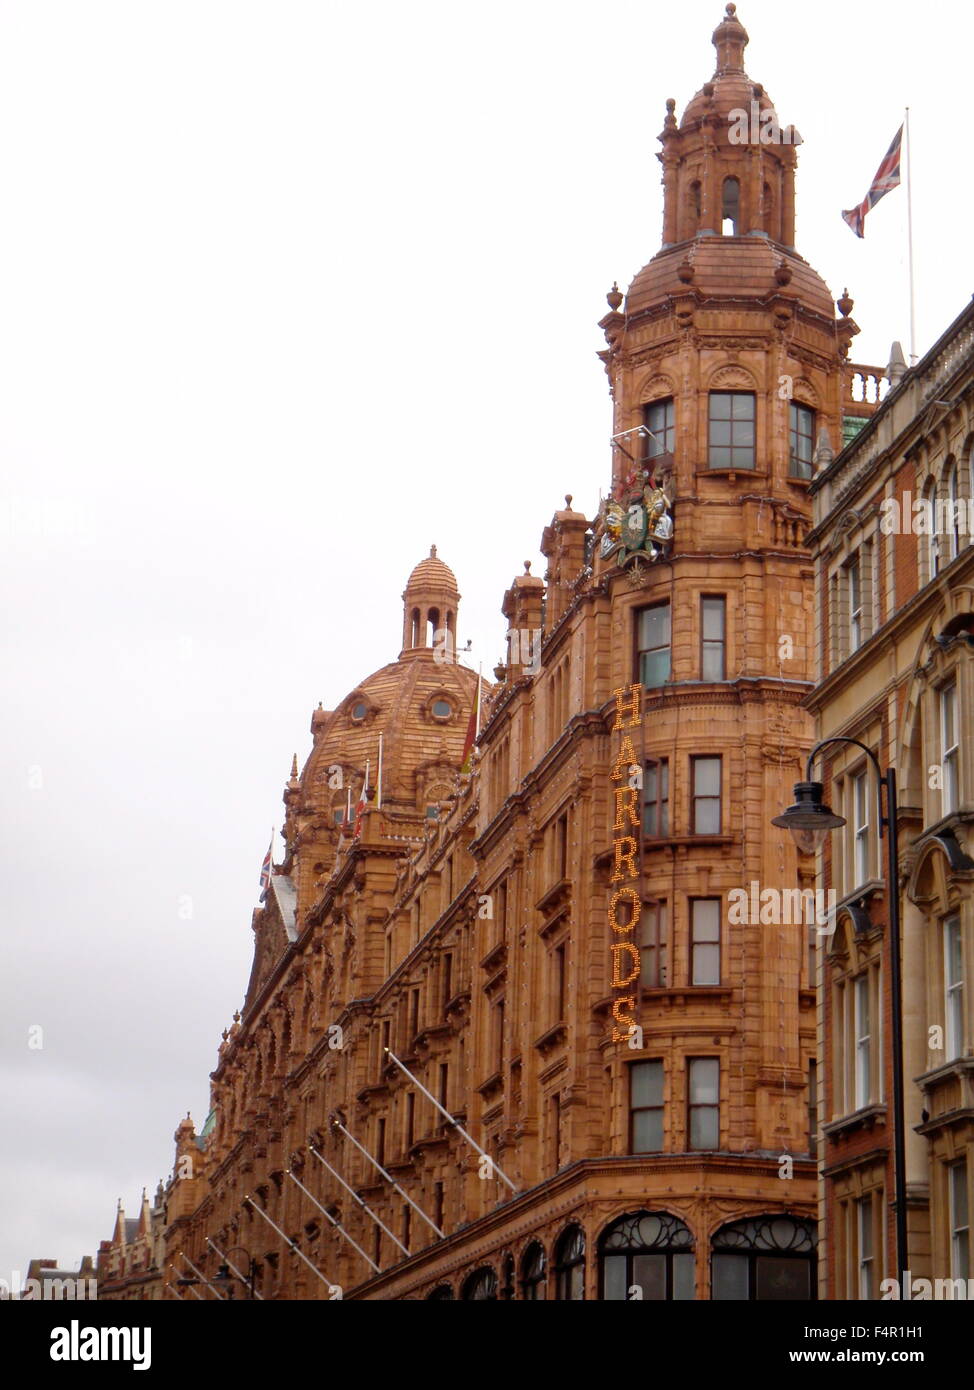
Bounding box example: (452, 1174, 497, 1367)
(99, 6, 890, 1300)
(804, 298, 974, 1299)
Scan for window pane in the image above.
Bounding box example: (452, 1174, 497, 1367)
(641, 650, 671, 688)
(710, 447, 731, 469)
(702, 645, 723, 681)
(632, 1254, 666, 1300)
(690, 1058, 719, 1103)
(711, 419, 731, 446)
(731, 446, 755, 469)
(755, 1257, 810, 1301)
(712, 1252, 748, 1301)
(702, 598, 725, 640)
(732, 395, 755, 421)
(692, 900, 720, 940)
(710, 394, 733, 420)
(639, 604, 670, 648)
(631, 1059, 663, 1108)
(953, 1161, 969, 1228)
(673, 1252, 695, 1301)
(694, 758, 721, 796)
(693, 943, 720, 986)
(633, 1110, 663, 1152)
(694, 799, 721, 834)
(603, 1255, 627, 1301)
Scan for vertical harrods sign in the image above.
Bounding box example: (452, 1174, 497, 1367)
(608, 683, 642, 1041)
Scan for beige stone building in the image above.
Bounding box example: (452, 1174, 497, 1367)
(805, 298, 974, 1299)
(97, 6, 892, 1301)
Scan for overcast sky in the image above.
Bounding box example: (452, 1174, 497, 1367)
(1, 0, 969, 1287)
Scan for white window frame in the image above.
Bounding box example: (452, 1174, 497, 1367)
(941, 681, 959, 818)
(853, 770, 870, 887)
(944, 915, 964, 1061)
(950, 1159, 970, 1282)
(857, 1194, 874, 1300)
(854, 973, 871, 1109)
(848, 553, 863, 653)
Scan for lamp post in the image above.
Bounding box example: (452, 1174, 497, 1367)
(212, 1247, 258, 1301)
(772, 736, 908, 1295)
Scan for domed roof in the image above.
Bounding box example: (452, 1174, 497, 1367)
(679, 6, 781, 131)
(405, 544, 458, 594)
(625, 240, 835, 323)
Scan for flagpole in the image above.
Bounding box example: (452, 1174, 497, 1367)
(905, 106, 916, 364)
(330, 1118, 444, 1238)
(475, 664, 482, 738)
(243, 1195, 338, 1294)
(307, 1143, 410, 1255)
(384, 1048, 518, 1193)
(377, 735, 383, 810)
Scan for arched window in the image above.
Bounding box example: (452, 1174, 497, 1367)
(520, 1242, 546, 1300)
(410, 607, 420, 647)
(553, 1224, 585, 1300)
(500, 1253, 515, 1301)
(461, 1267, 498, 1301)
(688, 180, 702, 233)
(945, 460, 960, 562)
(922, 478, 940, 581)
(426, 1284, 454, 1300)
(721, 177, 740, 235)
(599, 1211, 695, 1300)
(711, 1216, 817, 1300)
(426, 607, 441, 648)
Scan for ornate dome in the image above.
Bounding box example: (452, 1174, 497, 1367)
(405, 544, 458, 593)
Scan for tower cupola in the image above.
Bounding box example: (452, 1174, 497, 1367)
(400, 545, 461, 658)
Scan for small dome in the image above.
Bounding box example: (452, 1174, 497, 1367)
(405, 544, 458, 593)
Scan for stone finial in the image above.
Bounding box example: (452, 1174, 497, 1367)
(565, 494, 573, 508)
(606, 282, 623, 310)
(837, 288, 854, 318)
(814, 428, 834, 471)
(713, 3, 749, 74)
(430, 543, 437, 558)
(887, 340, 908, 386)
(524, 561, 531, 574)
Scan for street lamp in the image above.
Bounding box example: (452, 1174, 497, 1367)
(773, 736, 908, 1296)
(211, 1247, 259, 1300)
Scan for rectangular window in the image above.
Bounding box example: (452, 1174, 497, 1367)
(848, 554, 863, 653)
(441, 951, 453, 1012)
(854, 973, 871, 1109)
(950, 1160, 970, 1282)
(494, 998, 505, 1074)
(853, 769, 870, 886)
(942, 682, 959, 817)
(553, 943, 566, 1021)
(688, 1057, 720, 1150)
(402, 1204, 411, 1253)
(790, 403, 815, 480)
(643, 758, 669, 837)
(551, 1093, 561, 1169)
(404, 1091, 415, 1149)
(640, 901, 668, 988)
(701, 596, 726, 681)
(556, 811, 569, 881)
(376, 1116, 386, 1168)
(708, 392, 756, 470)
(690, 899, 721, 986)
(945, 915, 964, 1061)
(808, 1058, 818, 1160)
(857, 1195, 874, 1300)
(691, 756, 722, 834)
(433, 1181, 445, 1234)
(438, 1062, 449, 1114)
(637, 603, 671, 688)
(630, 1059, 664, 1153)
(408, 987, 420, 1043)
(644, 398, 675, 460)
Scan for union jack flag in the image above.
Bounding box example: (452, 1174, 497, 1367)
(842, 126, 903, 238)
(258, 835, 273, 901)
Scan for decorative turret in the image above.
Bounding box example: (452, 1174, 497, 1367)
(400, 545, 461, 658)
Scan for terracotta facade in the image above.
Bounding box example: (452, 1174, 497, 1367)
(91, 7, 899, 1301)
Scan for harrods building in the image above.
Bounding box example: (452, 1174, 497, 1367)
(97, 7, 904, 1300)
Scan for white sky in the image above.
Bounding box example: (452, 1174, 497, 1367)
(1, 0, 969, 1285)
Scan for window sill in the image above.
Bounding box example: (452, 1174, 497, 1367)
(696, 466, 768, 482)
(822, 1103, 887, 1141)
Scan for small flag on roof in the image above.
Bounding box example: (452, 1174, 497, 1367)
(258, 833, 273, 901)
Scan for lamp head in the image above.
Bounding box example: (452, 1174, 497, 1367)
(772, 781, 846, 853)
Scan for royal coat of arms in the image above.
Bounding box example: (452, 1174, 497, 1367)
(598, 468, 675, 581)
